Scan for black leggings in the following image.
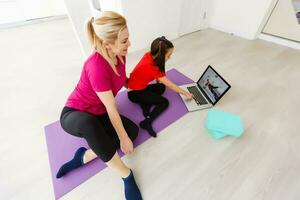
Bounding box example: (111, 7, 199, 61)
(128, 83, 169, 121)
(60, 107, 139, 162)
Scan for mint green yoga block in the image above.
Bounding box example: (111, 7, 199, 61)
(205, 109, 244, 139)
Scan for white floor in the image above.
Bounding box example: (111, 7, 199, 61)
(1, 18, 300, 200)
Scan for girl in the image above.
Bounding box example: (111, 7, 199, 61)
(127, 36, 193, 137)
(57, 11, 142, 200)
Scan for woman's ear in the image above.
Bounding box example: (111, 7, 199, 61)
(102, 41, 111, 50)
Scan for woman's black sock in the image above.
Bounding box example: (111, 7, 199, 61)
(56, 147, 87, 178)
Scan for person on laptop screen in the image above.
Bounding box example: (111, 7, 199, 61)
(204, 78, 220, 101)
(127, 36, 193, 137)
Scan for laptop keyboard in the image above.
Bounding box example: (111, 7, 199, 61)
(187, 86, 208, 105)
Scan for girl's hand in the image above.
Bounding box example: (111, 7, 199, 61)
(120, 135, 134, 155)
(184, 92, 193, 101)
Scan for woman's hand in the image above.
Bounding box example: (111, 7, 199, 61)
(184, 91, 193, 101)
(120, 135, 134, 155)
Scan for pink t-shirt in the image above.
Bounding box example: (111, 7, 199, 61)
(65, 52, 127, 115)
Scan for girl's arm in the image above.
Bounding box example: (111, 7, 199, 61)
(157, 76, 193, 100)
(96, 91, 133, 154)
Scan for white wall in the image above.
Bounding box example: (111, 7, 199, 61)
(64, 0, 93, 55)
(64, 0, 209, 55)
(18, 0, 66, 20)
(0, 0, 66, 25)
(98, 0, 123, 15)
(0, 1, 24, 24)
(121, 0, 182, 52)
(63, 0, 183, 55)
(122, 0, 209, 52)
(209, 0, 276, 39)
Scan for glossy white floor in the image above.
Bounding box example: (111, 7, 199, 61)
(1, 18, 300, 200)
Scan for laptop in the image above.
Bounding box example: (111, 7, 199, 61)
(179, 65, 231, 111)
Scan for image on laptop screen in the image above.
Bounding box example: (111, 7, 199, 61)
(197, 66, 230, 104)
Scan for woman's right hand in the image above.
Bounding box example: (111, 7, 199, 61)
(120, 135, 134, 155)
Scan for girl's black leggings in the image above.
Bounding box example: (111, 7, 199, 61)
(128, 83, 169, 121)
(60, 107, 139, 162)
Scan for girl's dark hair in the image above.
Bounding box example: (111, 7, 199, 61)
(150, 36, 174, 72)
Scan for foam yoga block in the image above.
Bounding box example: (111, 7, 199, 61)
(44, 69, 193, 199)
(205, 109, 244, 139)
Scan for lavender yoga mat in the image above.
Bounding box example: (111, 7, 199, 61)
(45, 69, 193, 199)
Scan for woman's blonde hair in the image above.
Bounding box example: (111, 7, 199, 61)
(86, 11, 127, 56)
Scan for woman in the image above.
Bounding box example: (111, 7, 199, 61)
(57, 11, 142, 200)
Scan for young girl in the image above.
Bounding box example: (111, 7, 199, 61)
(127, 36, 193, 137)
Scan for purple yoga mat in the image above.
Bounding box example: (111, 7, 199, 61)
(45, 69, 193, 199)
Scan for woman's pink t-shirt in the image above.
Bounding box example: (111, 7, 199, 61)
(65, 52, 127, 115)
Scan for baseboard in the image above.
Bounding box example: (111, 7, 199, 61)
(0, 15, 68, 30)
(258, 33, 300, 50)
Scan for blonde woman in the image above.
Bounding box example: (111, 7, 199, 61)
(57, 11, 142, 200)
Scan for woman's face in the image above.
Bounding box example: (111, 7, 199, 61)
(165, 48, 174, 62)
(109, 27, 130, 57)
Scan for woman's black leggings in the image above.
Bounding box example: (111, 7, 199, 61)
(128, 83, 169, 121)
(60, 107, 139, 162)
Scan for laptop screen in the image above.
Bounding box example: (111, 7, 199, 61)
(197, 66, 231, 105)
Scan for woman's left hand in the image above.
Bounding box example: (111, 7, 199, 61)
(120, 135, 134, 155)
